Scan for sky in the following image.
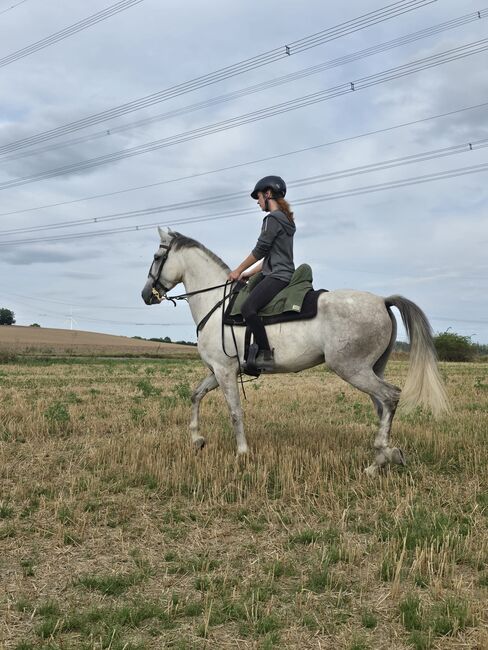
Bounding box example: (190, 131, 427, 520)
(0, 0, 487, 343)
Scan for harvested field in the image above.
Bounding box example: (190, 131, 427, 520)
(1, 357, 487, 649)
(0, 326, 198, 359)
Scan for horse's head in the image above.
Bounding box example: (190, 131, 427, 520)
(141, 227, 182, 305)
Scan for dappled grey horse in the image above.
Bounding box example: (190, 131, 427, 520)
(142, 228, 449, 475)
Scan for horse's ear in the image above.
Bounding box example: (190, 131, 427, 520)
(168, 227, 176, 236)
(158, 226, 169, 240)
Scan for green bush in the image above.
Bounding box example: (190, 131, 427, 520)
(434, 331, 476, 362)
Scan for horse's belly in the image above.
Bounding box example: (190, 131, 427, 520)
(266, 320, 325, 371)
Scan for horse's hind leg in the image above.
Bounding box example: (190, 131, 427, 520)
(190, 372, 218, 451)
(342, 369, 404, 475)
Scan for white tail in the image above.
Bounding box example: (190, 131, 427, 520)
(386, 296, 450, 416)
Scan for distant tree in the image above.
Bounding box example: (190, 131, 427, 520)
(163, 336, 171, 343)
(473, 342, 488, 357)
(30, 323, 41, 327)
(0, 308, 15, 325)
(394, 341, 410, 352)
(434, 330, 476, 362)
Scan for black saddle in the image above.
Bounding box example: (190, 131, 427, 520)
(223, 288, 327, 327)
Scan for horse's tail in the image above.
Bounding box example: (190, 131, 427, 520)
(385, 295, 449, 416)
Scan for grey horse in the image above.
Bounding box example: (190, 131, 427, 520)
(142, 228, 449, 475)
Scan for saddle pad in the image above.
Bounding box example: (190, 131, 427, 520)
(229, 263, 314, 318)
(224, 289, 328, 327)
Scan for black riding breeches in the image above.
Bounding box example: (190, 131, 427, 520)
(241, 275, 288, 350)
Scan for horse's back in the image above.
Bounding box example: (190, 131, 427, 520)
(318, 288, 388, 320)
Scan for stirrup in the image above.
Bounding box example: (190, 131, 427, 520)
(243, 343, 261, 377)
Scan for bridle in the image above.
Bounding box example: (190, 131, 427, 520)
(148, 242, 174, 303)
(148, 241, 232, 318)
(147, 239, 251, 393)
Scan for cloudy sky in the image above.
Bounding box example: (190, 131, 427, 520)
(0, 0, 487, 343)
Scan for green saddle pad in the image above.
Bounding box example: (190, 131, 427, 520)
(230, 264, 313, 317)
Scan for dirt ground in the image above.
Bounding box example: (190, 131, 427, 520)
(0, 325, 198, 359)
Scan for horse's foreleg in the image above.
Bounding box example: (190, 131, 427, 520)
(190, 373, 218, 451)
(213, 365, 248, 455)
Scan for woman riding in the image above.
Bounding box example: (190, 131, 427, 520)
(228, 175, 296, 372)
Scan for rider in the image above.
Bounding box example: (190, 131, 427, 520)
(228, 175, 296, 372)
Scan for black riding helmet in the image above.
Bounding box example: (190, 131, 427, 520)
(250, 175, 287, 199)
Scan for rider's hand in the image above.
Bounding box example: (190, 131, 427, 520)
(228, 269, 241, 281)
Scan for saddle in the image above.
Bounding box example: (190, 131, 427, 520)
(223, 264, 328, 327)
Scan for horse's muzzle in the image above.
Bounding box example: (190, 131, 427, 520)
(141, 283, 163, 305)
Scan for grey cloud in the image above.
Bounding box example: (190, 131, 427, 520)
(64, 271, 101, 280)
(1, 246, 101, 265)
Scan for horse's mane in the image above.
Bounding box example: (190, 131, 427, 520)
(171, 233, 230, 273)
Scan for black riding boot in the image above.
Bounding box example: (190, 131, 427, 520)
(255, 348, 275, 372)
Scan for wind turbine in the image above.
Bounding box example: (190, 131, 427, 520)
(65, 307, 78, 331)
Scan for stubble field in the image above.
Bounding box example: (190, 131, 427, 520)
(0, 357, 487, 649)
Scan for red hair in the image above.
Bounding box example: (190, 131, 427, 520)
(275, 197, 294, 224)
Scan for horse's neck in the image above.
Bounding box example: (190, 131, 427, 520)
(180, 248, 229, 325)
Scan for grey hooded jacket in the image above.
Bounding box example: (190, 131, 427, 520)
(251, 210, 296, 282)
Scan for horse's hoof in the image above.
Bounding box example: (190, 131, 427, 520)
(364, 464, 379, 477)
(391, 447, 406, 466)
(237, 446, 249, 457)
(193, 437, 206, 452)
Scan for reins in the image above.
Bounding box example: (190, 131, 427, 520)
(166, 282, 230, 305)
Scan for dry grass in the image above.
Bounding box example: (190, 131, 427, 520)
(1, 357, 487, 649)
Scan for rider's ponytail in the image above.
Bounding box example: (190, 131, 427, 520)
(275, 197, 294, 224)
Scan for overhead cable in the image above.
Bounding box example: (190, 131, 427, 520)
(1, 37, 487, 192)
(1, 100, 487, 218)
(1, 160, 487, 247)
(0, 0, 436, 154)
(1, 135, 487, 237)
(0, 0, 145, 68)
(3, 7, 485, 164)
(0, 0, 29, 17)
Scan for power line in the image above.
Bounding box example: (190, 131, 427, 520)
(1, 36, 487, 192)
(0, 288, 156, 311)
(36, 312, 189, 327)
(1, 135, 487, 237)
(3, 7, 486, 165)
(1, 160, 488, 247)
(430, 316, 488, 325)
(0, 0, 145, 68)
(0, 0, 436, 154)
(2, 99, 487, 218)
(0, 0, 28, 17)
(1, 274, 486, 329)
(0, 290, 191, 325)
